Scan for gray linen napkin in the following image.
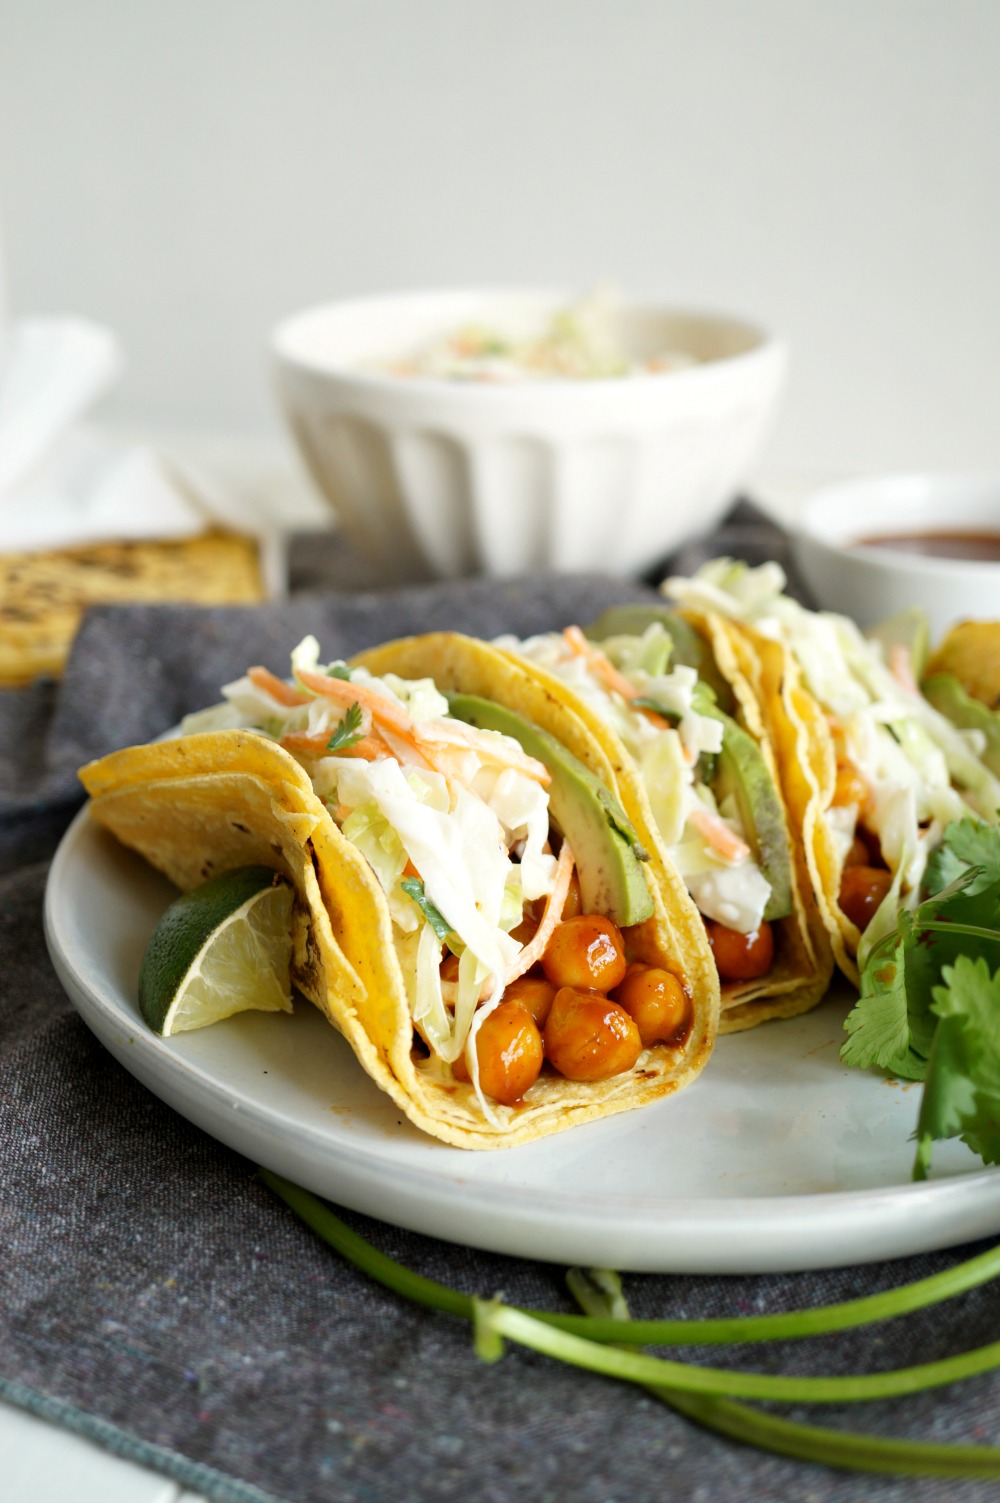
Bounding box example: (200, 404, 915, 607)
(3, 516, 997, 1503)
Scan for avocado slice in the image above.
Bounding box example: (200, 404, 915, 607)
(638, 688, 793, 923)
(585, 604, 735, 713)
(923, 672, 1000, 779)
(710, 709, 793, 922)
(445, 693, 654, 928)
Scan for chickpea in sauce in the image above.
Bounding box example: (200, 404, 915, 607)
(451, 910, 693, 1107)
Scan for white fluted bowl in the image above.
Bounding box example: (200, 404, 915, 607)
(272, 289, 787, 581)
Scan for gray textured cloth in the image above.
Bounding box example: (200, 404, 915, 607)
(2, 522, 997, 1503)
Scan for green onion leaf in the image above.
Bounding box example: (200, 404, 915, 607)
(475, 1300, 1000, 1404)
(259, 1171, 1000, 1345)
(259, 1172, 1000, 1479)
(569, 1244, 1000, 1479)
(473, 1298, 507, 1363)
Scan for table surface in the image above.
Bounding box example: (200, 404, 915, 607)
(1, 443, 816, 1503)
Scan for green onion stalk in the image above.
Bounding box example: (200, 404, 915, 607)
(259, 1169, 1000, 1478)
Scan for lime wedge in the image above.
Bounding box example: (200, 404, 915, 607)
(139, 865, 295, 1036)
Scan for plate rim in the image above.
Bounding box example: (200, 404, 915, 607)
(43, 801, 1000, 1273)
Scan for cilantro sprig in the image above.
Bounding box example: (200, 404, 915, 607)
(326, 702, 365, 753)
(843, 818, 1000, 1177)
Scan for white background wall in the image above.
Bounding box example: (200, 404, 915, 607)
(1, 0, 998, 477)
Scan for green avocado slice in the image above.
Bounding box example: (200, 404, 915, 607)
(923, 672, 1000, 779)
(586, 605, 793, 919)
(584, 604, 735, 714)
(709, 707, 793, 922)
(445, 693, 654, 928)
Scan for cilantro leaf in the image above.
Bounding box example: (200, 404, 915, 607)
(845, 814, 1000, 1178)
(901, 876, 1000, 1057)
(915, 956, 1000, 1178)
(923, 817, 1000, 896)
(326, 703, 364, 753)
(400, 877, 452, 942)
(846, 870, 1000, 1084)
(842, 911, 928, 1080)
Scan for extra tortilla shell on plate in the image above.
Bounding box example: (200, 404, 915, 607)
(80, 638, 720, 1149)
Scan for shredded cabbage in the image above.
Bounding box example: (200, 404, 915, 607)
(502, 628, 770, 933)
(663, 561, 1000, 928)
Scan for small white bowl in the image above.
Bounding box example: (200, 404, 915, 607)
(792, 473, 1000, 641)
(272, 289, 787, 581)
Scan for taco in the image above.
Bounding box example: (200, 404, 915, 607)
(489, 606, 832, 1031)
(663, 561, 1000, 986)
(79, 631, 719, 1149)
(922, 619, 1000, 778)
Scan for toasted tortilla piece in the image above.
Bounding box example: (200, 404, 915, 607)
(0, 530, 265, 686)
(80, 637, 720, 1149)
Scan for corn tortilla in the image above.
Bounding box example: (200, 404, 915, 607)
(80, 635, 720, 1149)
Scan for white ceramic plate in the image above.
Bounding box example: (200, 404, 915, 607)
(45, 805, 1000, 1275)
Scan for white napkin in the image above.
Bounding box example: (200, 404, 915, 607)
(0, 318, 280, 590)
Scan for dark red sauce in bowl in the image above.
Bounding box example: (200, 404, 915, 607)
(855, 531, 1000, 562)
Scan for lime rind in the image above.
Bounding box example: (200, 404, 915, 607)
(139, 866, 295, 1036)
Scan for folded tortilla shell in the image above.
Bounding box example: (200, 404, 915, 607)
(719, 619, 862, 987)
(80, 638, 719, 1148)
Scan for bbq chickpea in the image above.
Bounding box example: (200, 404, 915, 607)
(833, 761, 870, 812)
(561, 870, 583, 920)
(541, 914, 628, 992)
(502, 974, 557, 1027)
(455, 999, 544, 1105)
(612, 966, 690, 1047)
(543, 987, 642, 1081)
(839, 865, 893, 932)
(705, 919, 774, 982)
(843, 834, 871, 870)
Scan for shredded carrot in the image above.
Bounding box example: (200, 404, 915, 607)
(280, 732, 335, 756)
(296, 668, 418, 737)
(297, 667, 460, 773)
(296, 668, 467, 778)
(248, 666, 310, 707)
(505, 840, 576, 983)
(375, 723, 439, 773)
(561, 626, 671, 731)
(280, 731, 392, 762)
(415, 717, 551, 785)
(889, 644, 919, 696)
(341, 735, 394, 761)
(688, 804, 751, 863)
